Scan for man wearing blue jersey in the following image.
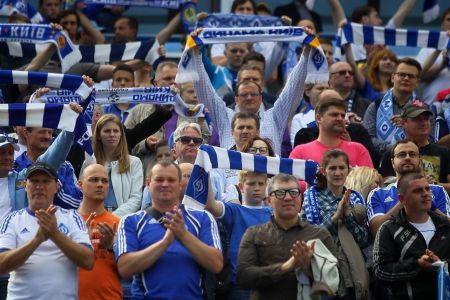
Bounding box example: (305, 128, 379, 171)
(116, 160, 223, 299)
(206, 171, 271, 299)
(367, 140, 450, 236)
(0, 162, 94, 299)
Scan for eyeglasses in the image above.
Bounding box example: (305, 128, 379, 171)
(237, 92, 261, 98)
(393, 151, 419, 159)
(0, 135, 17, 144)
(395, 72, 418, 79)
(331, 70, 354, 76)
(248, 146, 269, 155)
(176, 136, 203, 145)
(270, 188, 300, 199)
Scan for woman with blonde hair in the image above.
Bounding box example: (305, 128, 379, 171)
(345, 166, 383, 200)
(83, 114, 143, 217)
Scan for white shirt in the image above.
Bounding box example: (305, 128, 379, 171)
(410, 217, 436, 246)
(0, 207, 91, 300)
(0, 177, 10, 221)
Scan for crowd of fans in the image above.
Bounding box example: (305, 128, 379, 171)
(0, 0, 450, 299)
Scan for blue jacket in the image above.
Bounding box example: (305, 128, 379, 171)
(10, 131, 80, 210)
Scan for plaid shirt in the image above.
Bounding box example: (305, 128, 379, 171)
(302, 186, 369, 248)
(192, 50, 307, 155)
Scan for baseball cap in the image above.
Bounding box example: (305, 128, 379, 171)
(0, 134, 19, 151)
(400, 100, 433, 119)
(25, 162, 58, 180)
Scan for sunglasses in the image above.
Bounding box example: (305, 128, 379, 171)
(331, 70, 354, 76)
(0, 135, 17, 144)
(176, 136, 203, 145)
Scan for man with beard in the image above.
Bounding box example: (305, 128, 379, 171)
(290, 97, 373, 167)
(367, 140, 450, 237)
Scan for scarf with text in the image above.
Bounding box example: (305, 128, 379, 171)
(183, 144, 319, 210)
(0, 24, 81, 72)
(176, 26, 328, 85)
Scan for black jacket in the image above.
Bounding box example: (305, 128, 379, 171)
(373, 209, 450, 299)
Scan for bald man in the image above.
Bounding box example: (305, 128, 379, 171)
(78, 164, 122, 300)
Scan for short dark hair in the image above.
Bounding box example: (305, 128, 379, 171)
(390, 139, 419, 158)
(149, 160, 181, 181)
(235, 80, 262, 95)
(267, 174, 299, 194)
(117, 16, 138, 33)
(231, 111, 260, 131)
(396, 57, 422, 75)
(113, 64, 134, 80)
(237, 64, 264, 84)
(351, 5, 377, 23)
(243, 51, 266, 68)
(39, 0, 61, 7)
(318, 37, 332, 47)
(397, 171, 424, 195)
(59, 9, 79, 27)
(441, 8, 450, 23)
(231, 0, 256, 13)
(314, 97, 346, 116)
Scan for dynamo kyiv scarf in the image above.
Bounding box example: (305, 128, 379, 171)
(176, 26, 328, 84)
(0, 38, 161, 67)
(338, 22, 450, 51)
(0, 24, 81, 72)
(0, 0, 43, 23)
(33, 86, 208, 120)
(196, 13, 283, 28)
(183, 144, 319, 210)
(0, 103, 79, 131)
(0, 70, 92, 99)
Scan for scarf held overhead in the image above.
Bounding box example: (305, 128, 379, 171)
(183, 144, 319, 210)
(175, 26, 328, 84)
(338, 22, 450, 51)
(0, 0, 43, 23)
(0, 24, 81, 72)
(0, 38, 161, 67)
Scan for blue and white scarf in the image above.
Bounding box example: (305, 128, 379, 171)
(0, 24, 81, 72)
(423, 0, 440, 24)
(0, 103, 79, 132)
(376, 88, 415, 144)
(337, 22, 450, 51)
(0, 0, 43, 23)
(0, 70, 93, 156)
(305, 186, 365, 225)
(0, 38, 161, 67)
(183, 144, 319, 210)
(0, 70, 92, 99)
(34, 86, 208, 120)
(196, 13, 283, 28)
(81, 0, 182, 8)
(176, 26, 328, 84)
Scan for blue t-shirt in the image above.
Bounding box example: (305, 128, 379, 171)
(219, 202, 272, 283)
(116, 209, 221, 300)
(367, 183, 450, 221)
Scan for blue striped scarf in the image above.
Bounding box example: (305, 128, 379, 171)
(0, 0, 43, 23)
(0, 70, 93, 99)
(176, 26, 328, 85)
(0, 24, 81, 72)
(183, 144, 319, 209)
(338, 22, 450, 51)
(0, 38, 161, 67)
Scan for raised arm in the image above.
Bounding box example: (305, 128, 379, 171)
(327, 0, 346, 29)
(390, 0, 417, 28)
(156, 12, 181, 45)
(76, 8, 105, 44)
(342, 35, 366, 90)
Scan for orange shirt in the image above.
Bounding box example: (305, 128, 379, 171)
(78, 211, 122, 300)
